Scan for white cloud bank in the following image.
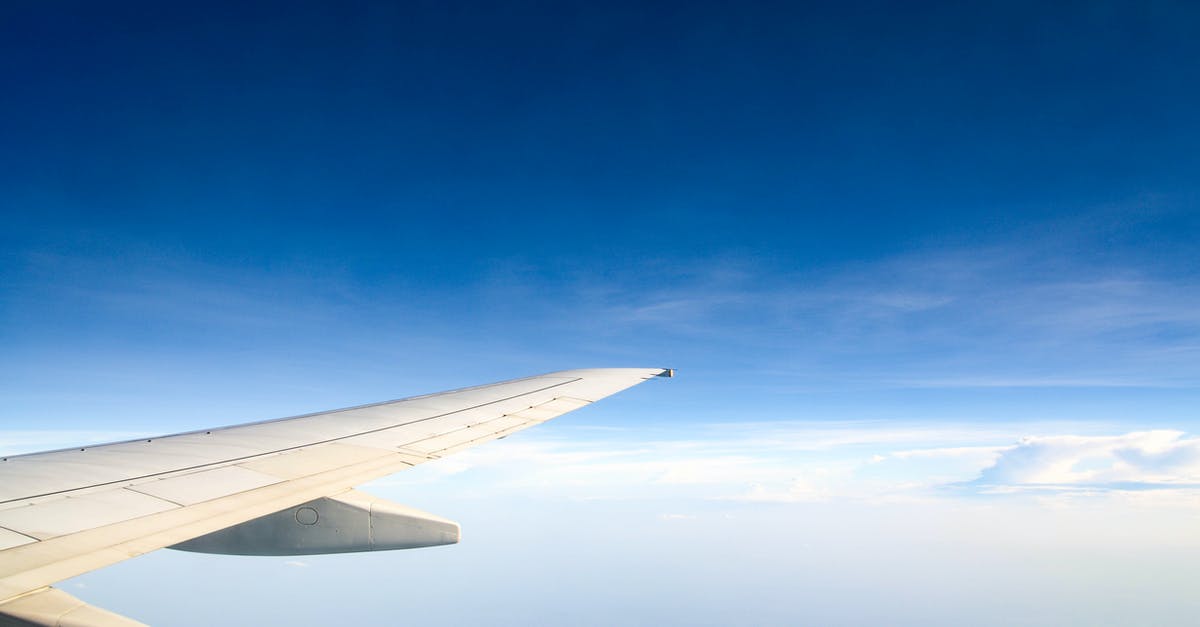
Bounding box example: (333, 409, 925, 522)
(975, 429, 1200, 489)
(370, 422, 1200, 506)
(21, 421, 1200, 627)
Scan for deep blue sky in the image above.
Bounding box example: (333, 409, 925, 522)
(5, 0, 1199, 259)
(3, 1, 1200, 432)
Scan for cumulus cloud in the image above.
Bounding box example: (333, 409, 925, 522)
(975, 430, 1200, 488)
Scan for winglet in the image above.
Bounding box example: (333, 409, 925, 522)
(657, 368, 675, 378)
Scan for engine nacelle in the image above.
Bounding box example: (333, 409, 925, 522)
(169, 490, 460, 556)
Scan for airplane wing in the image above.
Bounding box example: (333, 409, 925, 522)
(0, 368, 671, 626)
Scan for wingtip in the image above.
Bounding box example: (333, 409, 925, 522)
(657, 368, 675, 378)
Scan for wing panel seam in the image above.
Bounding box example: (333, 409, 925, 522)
(0, 526, 39, 543)
(0, 378, 580, 506)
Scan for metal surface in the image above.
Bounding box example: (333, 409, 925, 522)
(0, 588, 147, 627)
(171, 489, 459, 555)
(0, 368, 669, 625)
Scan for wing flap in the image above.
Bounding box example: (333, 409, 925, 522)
(235, 443, 414, 480)
(0, 489, 178, 540)
(125, 466, 283, 506)
(400, 415, 533, 454)
(0, 529, 35, 552)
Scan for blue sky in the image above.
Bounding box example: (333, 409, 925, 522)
(3, 1, 1200, 625)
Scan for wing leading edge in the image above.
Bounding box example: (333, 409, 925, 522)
(0, 368, 670, 626)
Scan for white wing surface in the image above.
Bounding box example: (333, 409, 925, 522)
(0, 368, 670, 626)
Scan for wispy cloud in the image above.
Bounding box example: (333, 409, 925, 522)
(512, 237, 1200, 391)
(10, 225, 1199, 397)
